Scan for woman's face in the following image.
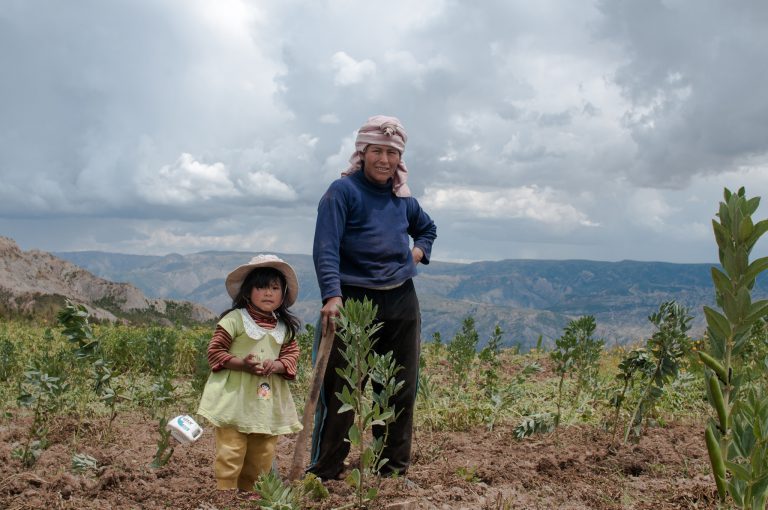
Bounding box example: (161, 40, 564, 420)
(249, 279, 284, 313)
(362, 144, 400, 186)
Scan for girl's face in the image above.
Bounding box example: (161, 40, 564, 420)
(249, 279, 284, 313)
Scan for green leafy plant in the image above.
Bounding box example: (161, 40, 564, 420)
(701, 187, 768, 507)
(550, 316, 603, 427)
(609, 347, 655, 442)
(456, 465, 480, 483)
(189, 330, 211, 397)
(253, 470, 299, 509)
(300, 472, 329, 501)
(58, 301, 122, 433)
(624, 301, 692, 443)
(57, 301, 99, 359)
(484, 362, 541, 432)
(479, 324, 503, 398)
(149, 375, 176, 468)
(334, 298, 403, 509)
(733, 316, 768, 388)
(72, 453, 100, 474)
(144, 327, 178, 377)
(416, 371, 441, 431)
(0, 335, 17, 382)
(92, 358, 119, 427)
(447, 316, 479, 389)
(514, 412, 556, 439)
(295, 323, 315, 383)
(149, 418, 175, 468)
(14, 369, 68, 466)
(144, 327, 179, 468)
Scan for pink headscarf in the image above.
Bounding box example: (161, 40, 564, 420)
(341, 115, 411, 197)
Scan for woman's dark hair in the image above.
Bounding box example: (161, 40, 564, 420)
(219, 267, 301, 340)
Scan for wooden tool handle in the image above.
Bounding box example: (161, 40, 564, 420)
(288, 329, 335, 480)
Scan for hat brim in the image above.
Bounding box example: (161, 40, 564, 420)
(225, 259, 299, 308)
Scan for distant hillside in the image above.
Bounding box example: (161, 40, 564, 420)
(0, 237, 216, 325)
(55, 248, 768, 350)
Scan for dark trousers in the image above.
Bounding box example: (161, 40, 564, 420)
(308, 279, 421, 479)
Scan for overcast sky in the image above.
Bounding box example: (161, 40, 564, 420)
(2, 0, 767, 264)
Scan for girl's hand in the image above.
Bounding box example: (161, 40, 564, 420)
(259, 359, 285, 376)
(242, 354, 262, 375)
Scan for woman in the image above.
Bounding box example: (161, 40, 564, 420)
(309, 115, 437, 479)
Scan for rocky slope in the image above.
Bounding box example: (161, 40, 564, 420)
(0, 237, 215, 324)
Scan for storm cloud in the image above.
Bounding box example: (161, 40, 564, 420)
(1, 0, 766, 263)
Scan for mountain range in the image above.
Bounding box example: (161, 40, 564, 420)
(0, 237, 215, 324)
(53, 247, 768, 350)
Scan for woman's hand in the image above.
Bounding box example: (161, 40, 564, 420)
(321, 296, 342, 337)
(412, 246, 424, 265)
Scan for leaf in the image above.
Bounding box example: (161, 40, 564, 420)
(739, 216, 754, 243)
(750, 473, 768, 504)
(744, 257, 768, 285)
(345, 469, 361, 489)
(711, 267, 733, 295)
(744, 300, 768, 326)
(745, 196, 761, 215)
(725, 461, 751, 482)
(337, 403, 354, 414)
(722, 249, 739, 280)
(718, 201, 731, 228)
(712, 221, 730, 252)
(722, 291, 741, 324)
(747, 219, 768, 251)
(732, 419, 756, 458)
(703, 307, 731, 343)
(736, 286, 752, 318)
(729, 478, 746, 506)
(347, 424, 361, 446)
(361, 447, 374, 468)
(736, 246, 750, 277)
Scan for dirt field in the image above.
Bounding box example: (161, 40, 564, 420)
(1, 410, 717, 509)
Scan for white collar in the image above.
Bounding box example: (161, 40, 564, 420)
(238, 309, 286, 345)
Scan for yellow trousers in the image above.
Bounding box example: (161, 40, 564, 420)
(214, 427, 278, 491)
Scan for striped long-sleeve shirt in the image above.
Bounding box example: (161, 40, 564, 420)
(206, 305, 300, 380)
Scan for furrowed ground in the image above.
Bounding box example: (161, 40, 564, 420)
(0, 317, 719, 509)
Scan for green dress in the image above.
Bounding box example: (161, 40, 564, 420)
(197, 309, 302, 435)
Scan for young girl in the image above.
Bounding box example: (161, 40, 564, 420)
(197, 254, 303, 493)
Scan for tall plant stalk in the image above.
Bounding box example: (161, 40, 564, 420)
(701, 187, 768, 507)
(334, 298, 403, 509)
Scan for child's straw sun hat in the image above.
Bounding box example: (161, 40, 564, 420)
(225, 254, 299, 307)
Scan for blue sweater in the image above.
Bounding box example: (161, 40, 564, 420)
(313, 170, 437, 301)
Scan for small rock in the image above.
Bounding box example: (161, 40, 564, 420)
(384, 500, 416, 510)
